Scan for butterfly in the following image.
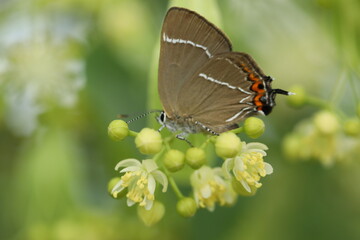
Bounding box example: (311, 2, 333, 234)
(156, 7, 291, 140)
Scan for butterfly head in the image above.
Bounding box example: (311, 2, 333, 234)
(260, 76, 293, 115)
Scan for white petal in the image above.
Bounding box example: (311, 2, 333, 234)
(147, 175, 156, 194)
(119, 166, 141, 173)
(127, 198, 136, 207)
(142, 159, 158, 172)
(234, 156, 245, 171)
(111, 180, 124, 193)
(152, 170, 168, 192)
(213, 167, 225, 177)
(214, 175, 224, 186)
(264, 162, 273, 175)
(240, 179, 251, 193)
(246, 142, 268, 151)
(250, 149, 267, 156)
(222, 158, 234, 179)
(144, 199, 154, 210)
(200, 185, 212, 198)
(115, 159, 141, 171)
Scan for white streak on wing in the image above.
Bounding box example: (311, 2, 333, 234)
(240, 95, 252, 103)
(225, 107, 254, 122)
(198, 73, 252, 95)
(163, 33, 212, 58)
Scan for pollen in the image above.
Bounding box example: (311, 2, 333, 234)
(234, 152, 268, 190)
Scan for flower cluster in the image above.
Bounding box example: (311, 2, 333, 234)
(107, 117, 273, 225)
(283, 110, 360, 167)
(0, 10, 87, 136)
(284, 86, 360, 167)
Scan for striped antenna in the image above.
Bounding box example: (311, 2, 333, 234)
(126, 110, 163, 124)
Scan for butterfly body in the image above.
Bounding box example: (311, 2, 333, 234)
(157, 114, 202, 134)
(157, 7, 291, 136)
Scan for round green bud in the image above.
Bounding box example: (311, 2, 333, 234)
(108, 120, 129, 141)
(287, 85, 306, 108)
(185, 147, 206, 169)
(313, 111, 339, 135)
(176, 197, 197, 218)
(163, 149, 185, 172)
(107, 177, 127, 199)
(343, 118, 360, 136)
(137, 201, 165, 226)
(215, 132, 242, 158)
(135, 128, 162, 155)
(232, 179, 257, 196)
(244, 117, 265, 139)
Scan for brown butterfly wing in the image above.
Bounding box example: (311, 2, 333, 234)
(176, 52, 267, 133)
(158, 7, 232, 117)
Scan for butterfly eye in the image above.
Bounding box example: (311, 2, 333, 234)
(159, 112, 166, 123)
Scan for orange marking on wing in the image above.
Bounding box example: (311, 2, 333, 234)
(243, 67, 251, 73)
(248, 73, 260, 82)
(253, 94, 263, 107)
(251, 82, 265, 93)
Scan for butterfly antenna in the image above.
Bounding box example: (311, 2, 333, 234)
(274, 89, 295, 96)
(126, 110, 163, 124)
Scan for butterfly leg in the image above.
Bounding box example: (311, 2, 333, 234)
(176, 132, 194, 147)
(158, 125, 165, 132)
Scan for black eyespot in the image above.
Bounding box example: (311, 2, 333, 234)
(258, 83, 264, 89)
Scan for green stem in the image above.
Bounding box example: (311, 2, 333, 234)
(167, 172, 184, 199)
(156, 137, 184, 199)
(152, 147, 166, 163)
(231, 127, 244, 134)
(200, 136, 213, 149)
(163, 136, 173, 150)
(128, 130, 138, 137)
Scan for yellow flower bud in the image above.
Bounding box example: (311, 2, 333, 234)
(135, 128, 162, 155)
(215, 132, 242, 158)
(232, 178, 257, 196)
(163, 149, 185, 172)
(244, 117, 265, 139)
(137, 201, 165, 226)
(344, 118, 360, 136)
(176, 197, 197, 218)
(107, 177, 126, 199)
(108, 120, 129, 141)
(287, 85, 306, 108)
(313, 111, 339, 135)
(185, 147, 206, 169)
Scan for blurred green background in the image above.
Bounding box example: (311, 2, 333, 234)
(0, 0, 359, 239)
